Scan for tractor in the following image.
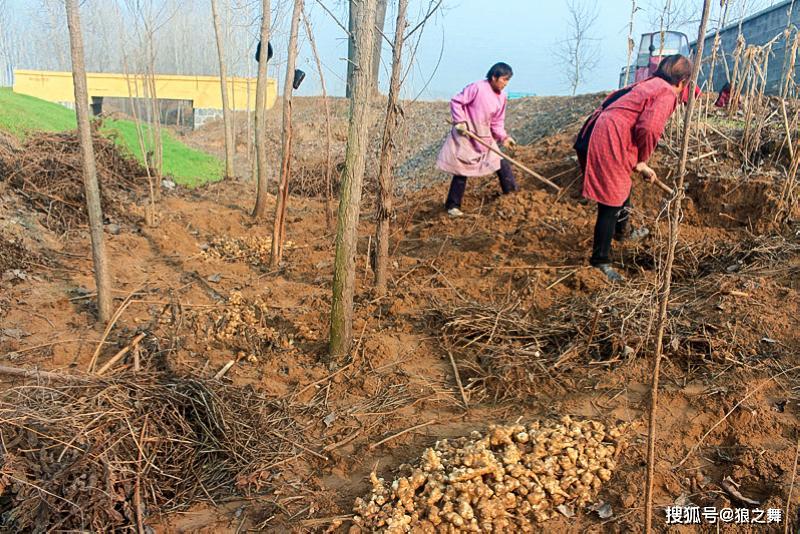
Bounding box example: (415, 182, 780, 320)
(618, 30, 690, 88)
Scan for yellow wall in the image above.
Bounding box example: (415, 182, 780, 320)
(13, 69, 276, 111)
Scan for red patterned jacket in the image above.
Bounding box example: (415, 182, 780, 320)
(583, 77, 678, 207)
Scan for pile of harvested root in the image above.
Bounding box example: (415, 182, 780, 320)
(353, 417, 631, 531)
(202, 236, 295, 267)
(184, 291, 280, 358)
(0, 372, 307, 532)
(1, 130, 144, 233)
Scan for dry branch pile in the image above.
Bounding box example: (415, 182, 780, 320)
(288, 158, 343, 199)
(0, 237, 45, 274)
(623, 233, 800, 281)
(437, 288, 654, 399)
(0, 373, 305, 532)
(439, 232, 799, 398)
(353, 417, 632, 531)
(1, 130, 144, 233)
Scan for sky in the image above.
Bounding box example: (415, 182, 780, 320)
(1, 0, 783, 99)
(293, 0, 782, 100)
(296, 0, 636, 100)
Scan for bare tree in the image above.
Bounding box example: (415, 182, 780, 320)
(556, 0, 601, 95)
(65, 0, 112, 323)
(123, 0, 177, 186)
(113, 1, 157, 225)
(270, 0, 303, 267)
(643, 1, 712, 531)
(144, 19, 163, 184)
(647, 0, 699, 35)
(346, 1, 357, 98)
(252, 0, 271, 219)
(624, 0, 638, 86)
(43, 0, 69, 71)
(348, 0, 387, 97)
(302, 7, 334, 228)
(370, 0, 389, 94)
(122, 58, 158, 226)
(0, 0, 12, 86)
(329, 0, 377, 360)
(211, 0, 236, 179)
(373, 0, 408, 296)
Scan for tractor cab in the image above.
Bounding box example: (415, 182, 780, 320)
(619, 31, 690, 88)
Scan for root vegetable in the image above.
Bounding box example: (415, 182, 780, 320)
(353, 418, 632, 530)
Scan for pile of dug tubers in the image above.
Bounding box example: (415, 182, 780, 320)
(188, 291, 278, 358)
(202, 236, 295, 267)
(353, 417, 631, 532)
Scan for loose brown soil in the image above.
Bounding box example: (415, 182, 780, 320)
(0, 96, 798, 533)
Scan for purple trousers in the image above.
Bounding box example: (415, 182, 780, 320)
(445, 159, 518, 210)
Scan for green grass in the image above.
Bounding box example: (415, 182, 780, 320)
(0, 87, 76, 135)
(0, 87, 222, 186)
(101, 120, 223, 187)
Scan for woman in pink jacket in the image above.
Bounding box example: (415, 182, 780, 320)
(437, 63, 518, 217)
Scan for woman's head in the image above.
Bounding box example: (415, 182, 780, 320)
(487, 62, 513, 92)
(654, 54, 693, 93)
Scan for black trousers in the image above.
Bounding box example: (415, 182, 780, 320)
(445, 159, 518, 210)
(590, 197, 632, 266)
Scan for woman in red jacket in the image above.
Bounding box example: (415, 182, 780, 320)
(578, 54, 692, 281)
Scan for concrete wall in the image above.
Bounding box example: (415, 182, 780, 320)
(693, 0, 799, 94)
(13, 69, 277, 128)
(194, 108, 225, 129)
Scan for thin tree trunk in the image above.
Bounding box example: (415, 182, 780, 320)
(65, 0, 112, 323)
(373, 0, 408, 296)
(624, 0, 636, 86)
(346, 0, 356, 98)
(226, 0, 237, 157)
(211, 0, 235, 179)
(270, 0, 303, 267)
(704, 0, 730, 119)
(371, 0, 388, 95)
(145, 34, 163, 184)
(141, 59, 155, 160)
(643, 1, 712, 532)
(252, 0, 271, 219)
(572, 40, 580, 95)
(301, 8, 334, 229)
(781, 0, 797, 98)
(246, 62, 253, 179)
(329, 0, 377, 360)
(123, 57, 157, 226)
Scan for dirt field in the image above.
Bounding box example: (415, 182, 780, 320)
(0, 94, 799, 533)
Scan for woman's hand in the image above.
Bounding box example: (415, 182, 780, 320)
(635, 162, 657, 183)
(502, 136, 517, 149)
(454, 122, 469, 136)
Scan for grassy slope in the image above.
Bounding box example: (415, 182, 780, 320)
(0, 87, 76, 135)
(101, 119, 222, 186)
(0, 88, 221, 186)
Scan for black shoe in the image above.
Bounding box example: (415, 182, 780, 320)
(596, 264, 624, 282)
